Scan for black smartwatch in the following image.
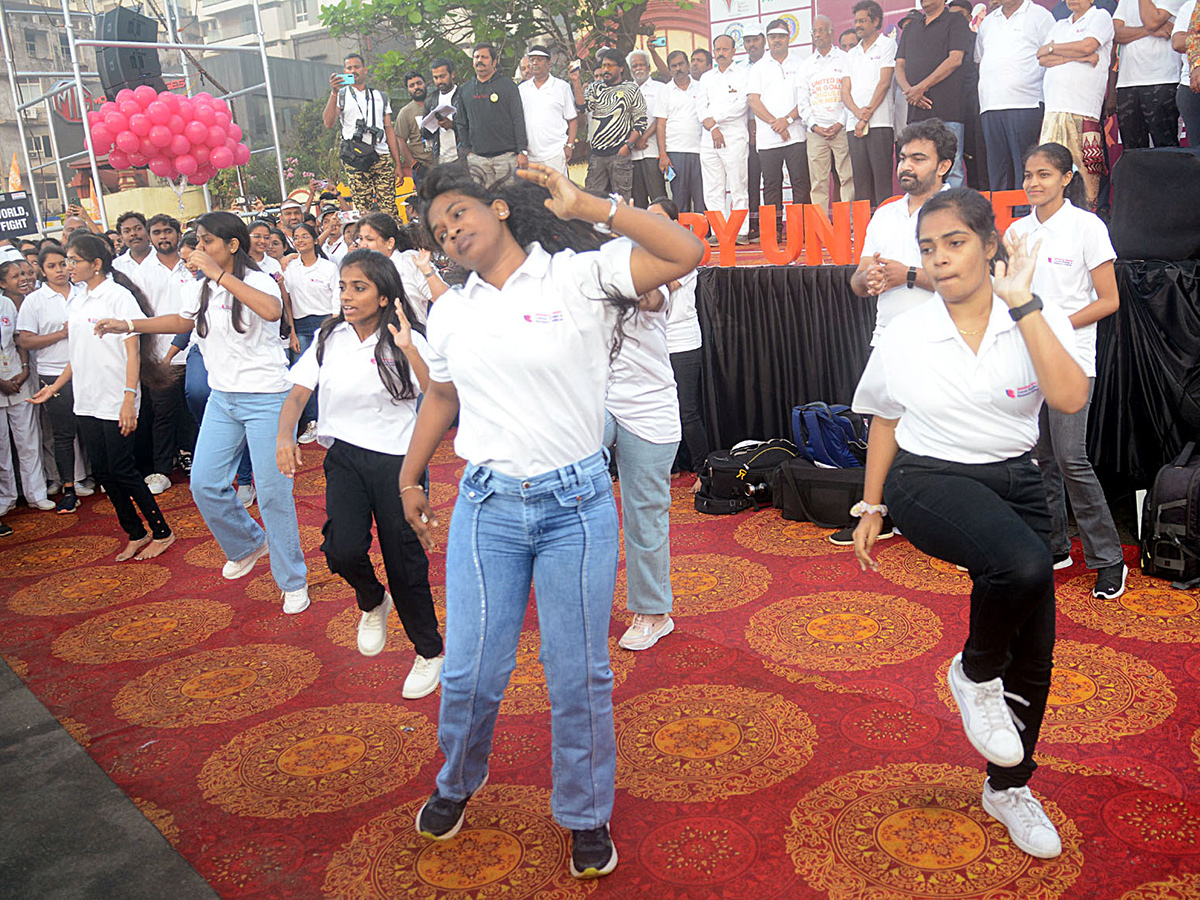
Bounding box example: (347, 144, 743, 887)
(1009, 294, 1044, 323)
(905, 266, 917, 289)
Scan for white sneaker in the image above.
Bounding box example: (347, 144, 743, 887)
(403, 654, 444, 699)
(946, 653, 1025, 767)
(46, 480, 62, 497)
(30, 498, 58, 511)
(982, 781, 1063, 859)
(298, 421, 318, 444)
(144, 473, 172, 494)
(357, 592, 393, 657)
(619, 614, 675, 651)
(222, 542, 269, 580)
(282, 585, 310, 614)
(236, 483, 257, 508)
(0, 502, 14, 517)
(74, 478, 96, 497)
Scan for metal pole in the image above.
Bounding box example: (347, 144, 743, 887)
(43, 96, 70, 216)
(251, 0, 288, 202)
(61, 0, 109, 229)
(0, 1, 47, 232)
(216, 81, 267, 102)
(74, 38, 261, 53)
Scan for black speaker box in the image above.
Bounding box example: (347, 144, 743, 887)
(95, 7, 167, 101)
(1109, 147, 1200, 260)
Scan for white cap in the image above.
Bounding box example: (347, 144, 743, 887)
(765, 24, 790, 36)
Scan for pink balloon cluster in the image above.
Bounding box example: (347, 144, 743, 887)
(87, 86, 251, 185)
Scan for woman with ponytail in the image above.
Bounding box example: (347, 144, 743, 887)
(94, 212, 309, 613)
(276, 249, 443, 695)
(1008, 142, 1126, 600)
(30, 233, 175, 559)
(354, 211, 447, 325)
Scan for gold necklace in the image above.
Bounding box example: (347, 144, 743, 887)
(957, 323, 987, 336)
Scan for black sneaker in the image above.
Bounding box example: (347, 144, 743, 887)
(569, 824, 618, 879)
(178, 451, 193, 476)
(0, 521, 12, 537)
(828, 520, 895, 546)
(56, 491, 79, 515)
(1093, 563, 1128, 599)
(1052, 552, 1072, 571)
(414, 774, 487, 841)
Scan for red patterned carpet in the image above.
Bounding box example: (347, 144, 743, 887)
(2, 439, 1199, 899)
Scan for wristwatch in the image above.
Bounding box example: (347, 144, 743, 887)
(1009, 294, 1044, 322)
(905, 266, 917, 289)
(786, 114, 795, 125)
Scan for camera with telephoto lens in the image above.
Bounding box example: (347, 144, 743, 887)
(352, 121, 384, 144)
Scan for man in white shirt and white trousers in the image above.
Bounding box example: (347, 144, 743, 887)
(799, 16, 855, 212)
(697, 34, 750, 240)
(519, 45, 579, 175)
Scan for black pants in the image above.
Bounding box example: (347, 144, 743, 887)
(884, 449, 1054, 790)
(149, 373, 191, 476)
(40, 377, 78, 487)
(631, 158, 667, 208)
(1116, 83, 1180, 150)
(670, 348, 709, 472)
(669, 151, 705, 214)
(848, 127, 895, 208)
(321, 439, 443, 659)
(759, 142, 811, 211)
(748, 145, 762, 231)
(77, 415, 171, 541)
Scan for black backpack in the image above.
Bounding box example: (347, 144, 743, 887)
(694, 439, 799, 515)
(1141, 441, 1200, 588)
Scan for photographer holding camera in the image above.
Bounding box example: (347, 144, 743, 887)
(323, 52, 414, 213)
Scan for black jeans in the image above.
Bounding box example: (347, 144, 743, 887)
(77, 415, 171, 541)
(631, 157, 667, 208)
(748, 145, 762, 230)
(1116, 83, 1180, 149)
(670, 348, 709, 472)
(759, 142, 811, 211)
(149, 373, 191, 476)
(884, 449, 1054, 790)
(848, 127, 895, 208)
(40, 377, 78, 487)
(321, 439, 443, 659)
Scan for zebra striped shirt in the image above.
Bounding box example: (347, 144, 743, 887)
(583, 80, 649, 155)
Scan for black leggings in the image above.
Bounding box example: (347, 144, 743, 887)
(77, 415, 171, 541)
(40, 377, 77, 487)
(670, 348, 709, 472)
(885, 449, 1054, 790)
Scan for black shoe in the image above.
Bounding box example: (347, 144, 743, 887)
(1052, 552, 1072, 570)
(414, 774, 487, 840)
(828, 520, 894, 546)
(56, 491, 79, 515)
(178, 451, 193, 476)
(1093, 563, 1128, 599)
(569, 824, 618, 879)
(0, 521, 12, 537)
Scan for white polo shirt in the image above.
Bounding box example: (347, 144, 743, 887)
(337, 86, 392, 155)
(975, 0, 1056, 112)
(696, 65, 750, 149)
(797, 46, 849, 130)
(1176, 0, 1197, 85)
(748, 52, 807, 148)
(519, 75, 577, 160)
(137, 252, 195, 365)
(1042, 8, 1115, 118)
(1115, 0, 1185, 87)
(179, 268, 289, 394)
(658, 77, 705, 153)
(632, 79, 665, 160)
(423, 239, 635, 477)
(0, 296, 31, 406)
(282, 256, 339, 320)
(1006, 200, 1116, 377)
(67, 276, 146, 420)
(859, 192, 945, 344)
(16, 284, 75, 376)
(843, 34, 897, 129)
(288, 321, 427, 455)
(389, 250, 432, 326)
(853, 294, 1081, 464)
(665, 269, 701, 354)
(112, 250, 152, 282)
(607, 301, 680, 445)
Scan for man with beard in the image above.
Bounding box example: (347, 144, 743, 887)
(743, 24, 767, 238)
(519, 46, 579, 175)
(457, 42, 529, 184)
(278, 199, 304, 237)
(135, 214, 197, 494)
(396, 71, 436, 188)
(570, 48, 648, 201)
(422, 58, 461, 167)
(112, 211, 152, 280)
(697, 34, 750, 241)
(626, 49, 667, 207)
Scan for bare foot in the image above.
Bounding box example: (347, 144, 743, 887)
(690, 477, 702, 494)
(116, 536, 152, 561)
(135, 533, 176, 560)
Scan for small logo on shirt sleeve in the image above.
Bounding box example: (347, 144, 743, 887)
(1005, 381, 1039, 399)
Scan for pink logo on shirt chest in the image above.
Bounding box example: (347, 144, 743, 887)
(1047, 256, 1074, 267)
(524, 311, 564, 324)
(1006, 381, 1039, 398)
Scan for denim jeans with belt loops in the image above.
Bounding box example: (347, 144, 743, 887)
(436, 450, 619, 830)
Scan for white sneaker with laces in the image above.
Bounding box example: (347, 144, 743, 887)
(946, 653, 1025, 767)
(282, 585, 310, 614)
(30, 498, 58, 511)
(222, 542, 269, 580)
(298, 421, 319, 444)
(74, 479, 95, 497)
(236, 483, 257, 508)
(46, 480, 62, 496)
(403, 654, 444, 699)
(144, 473, 171, 494)
(619, 614, 675, 651)
(357, 592, 393, 657)
(982, 781, 1063, 858)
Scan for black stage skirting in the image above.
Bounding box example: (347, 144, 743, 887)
(696, 261, 1200, 494)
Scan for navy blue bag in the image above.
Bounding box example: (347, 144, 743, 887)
(791, 402, 869, 468)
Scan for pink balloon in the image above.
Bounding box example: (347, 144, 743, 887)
(168, 134, 191, 157)
(213, 110, 232, 130)
(128, 151, 148, 168)
(212, 97, 229, 114)
(187, 170, 210, 186)
(118, 99, 141, 118)
(194, 104, 216, 127)
(176, 99, 194, 120)
(232, 143, 251, 166)
(148, 156, 173, 177)
(193, 92, 213, 104)
(168, 114, 185, 135)
(115, 130, 140, 153)
(227, 123, 243, 143)
(175, 154, 198, 175)
(87, 110, 102, 127)
(192, 145, 211, 167)
(146, 101, 171, 125)
(149, 125, 173, 148)
(133, 85, 159, 107)
(104, 111, 127, 132)
(128, 113, 152, 137)
(107, 149, 130, 169)
(139, 137, 158, 158)
(210, 146, 234, 169)
(116, 88, 135, 103)
(184, 121, 208, 145)
(158, 90, 178, 108)
(205, 125, 227, 148)
(90, 124, 113, 148)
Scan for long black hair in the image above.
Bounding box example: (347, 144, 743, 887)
(415, 164, 641, 358)
(314, 248, 423, 402)
(192, 211, 262, 339)
(916, 187, 1008, 272)
(358, 212, 404, 252)
(65, 232, 173, 390)
(1022, 142, 1088, 209)
(269, 227, 295, 258)
(292, 222, 328, 260)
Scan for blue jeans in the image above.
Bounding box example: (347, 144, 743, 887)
(981, 107, 1044, 192)
(190, 389, 306, 591)
(603, 413, 676, 615)
(436, 451, 619, 830)
(184, 345, 252, 487)
(945, 120, 967, 188)
(289, 314, 324, 428)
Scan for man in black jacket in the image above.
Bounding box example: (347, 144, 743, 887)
(456, 42, 529, 183)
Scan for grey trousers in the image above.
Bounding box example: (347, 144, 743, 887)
(467, 152, 518, 186)
(1033, 377, 1123, 569)
(584, 152, 634, 200)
